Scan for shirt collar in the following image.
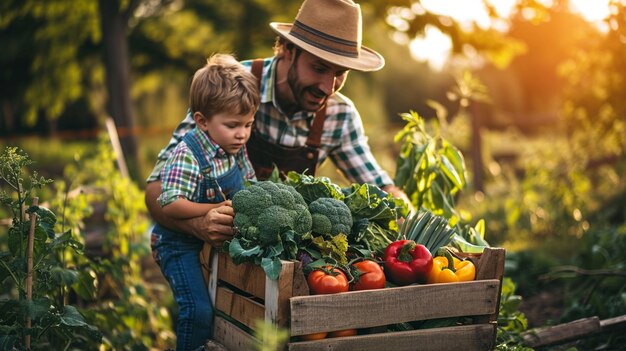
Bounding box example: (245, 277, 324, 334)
(261, 58, 276, 104)
(192, 128, 228, 158)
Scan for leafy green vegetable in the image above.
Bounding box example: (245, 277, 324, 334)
(228, 181, 313, 279)
(286, 172, 344, 203)
(343, 183, 407, 231)
(310, 234, 349, 264)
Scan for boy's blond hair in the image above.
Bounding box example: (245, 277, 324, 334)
(190, 54, 260, 118)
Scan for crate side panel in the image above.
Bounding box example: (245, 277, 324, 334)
(215, 286, 265, 331)
(213, 316, 258, 351)
(475, 247, 506, 281)
(290, 280, 500, 336)
(217, 253, 266, 299)
(288, 324, 496, 351)
(474, 247, 506, 325)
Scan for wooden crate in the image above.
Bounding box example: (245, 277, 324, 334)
(209, 247, 506, 351)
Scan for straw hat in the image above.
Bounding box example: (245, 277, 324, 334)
(270, 0, 385, 72)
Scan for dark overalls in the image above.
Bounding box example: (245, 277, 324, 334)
(150, 131, 244, 351)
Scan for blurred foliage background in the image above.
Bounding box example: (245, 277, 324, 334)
(2, 0, 626, 349)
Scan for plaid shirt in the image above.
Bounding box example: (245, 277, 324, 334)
(157, 127, 255, 207)
(148, 57, 393, 188)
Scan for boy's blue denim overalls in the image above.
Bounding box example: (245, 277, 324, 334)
(151, 131, 244, 350)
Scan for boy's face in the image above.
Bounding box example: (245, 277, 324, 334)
(194, 111, 255, 155)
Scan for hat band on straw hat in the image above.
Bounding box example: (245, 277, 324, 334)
(290, 20, 359, 58)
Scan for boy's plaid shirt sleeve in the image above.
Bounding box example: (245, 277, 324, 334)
(157, 145, 202, 207)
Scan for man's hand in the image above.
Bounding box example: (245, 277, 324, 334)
(145, 180, 236, 247)
(190, 201, 236, 248)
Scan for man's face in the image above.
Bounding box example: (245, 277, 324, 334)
(286, 49, 349, 112)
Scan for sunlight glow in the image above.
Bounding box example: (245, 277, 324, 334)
(421, 0, 491, 30)
(409, 25, 452, 71)
(570, 0, 611, 22)
(406, 0, 612, 70)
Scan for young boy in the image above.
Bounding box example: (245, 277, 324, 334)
(150, 53, 260, 350)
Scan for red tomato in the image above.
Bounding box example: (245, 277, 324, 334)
(328, 329, 358, 338)
(307, 267, 349, 295)
(351, 260, 386, 291)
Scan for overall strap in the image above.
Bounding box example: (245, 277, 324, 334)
(249, 58, 326, 149)
(306, 109, 326, 148)
(182, 131, 212, 173)
(251, 59, 264, 87)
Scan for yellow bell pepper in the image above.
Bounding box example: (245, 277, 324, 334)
(427, 252, 476, 284)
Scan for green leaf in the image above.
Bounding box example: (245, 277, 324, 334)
(440, 154, 464, 190)
(8, 226, 23, 257)
(35, 206, 57, 238)
(286, 172, 344, 203)
(261, 257, 282, 280)
(451, 234, 486, 254)
(282, 230, 298, 260)
(228, 239, 262, 264)
(442, 142, 467, 185)
(60, 305, 89, 327)
(474, 219, 486, 238)
(50, 266, 79, 286)
(72, 269, 96, 300)
(343, 183, 399, 230)
(30, 298, 53, 320)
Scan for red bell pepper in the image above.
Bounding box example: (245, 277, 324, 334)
(384, 239, 433, 285)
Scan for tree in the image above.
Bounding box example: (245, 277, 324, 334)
(98, 0, 141, 173)
(0, 0, 99, 134)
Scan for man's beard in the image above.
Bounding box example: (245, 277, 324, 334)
(287, 58, 327, 112)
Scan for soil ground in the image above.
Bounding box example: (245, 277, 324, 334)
(519, 286, 565, 328)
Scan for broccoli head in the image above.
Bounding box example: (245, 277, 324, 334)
(232, 181, 312, 246)
(308, 197, 352, 236)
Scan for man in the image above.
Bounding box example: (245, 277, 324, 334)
(145, 0, 411, 249)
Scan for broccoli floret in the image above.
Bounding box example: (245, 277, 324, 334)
(232, 185, 272, 218)
(257, 205, 294, 245)
(293, 203, 313, 234)
(232, 181, 312, 246)
(308, 197, 352, 236)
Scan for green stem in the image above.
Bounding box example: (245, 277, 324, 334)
(436, 247, 457, 273)
(0, 260, 21, 288)
(398, 241, 417, 262)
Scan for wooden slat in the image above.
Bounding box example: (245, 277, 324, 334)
(288, 324, 496, 351)
(217, 252, 266, 299)
(208, 251, 219, 308)
(291, 261, 310, 297)
(475, 247, 506, 281)
(213, 315, 257, 351)
(473, 247, 506, 327)
(265, 260, 295, 328)
(522, 316, 601, 347)
(600, 314, 626, 332)
(289, 279, 501, 336)
(215, 286, 265, 331)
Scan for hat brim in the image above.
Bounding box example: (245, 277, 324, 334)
(270, 22, 385, 72)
